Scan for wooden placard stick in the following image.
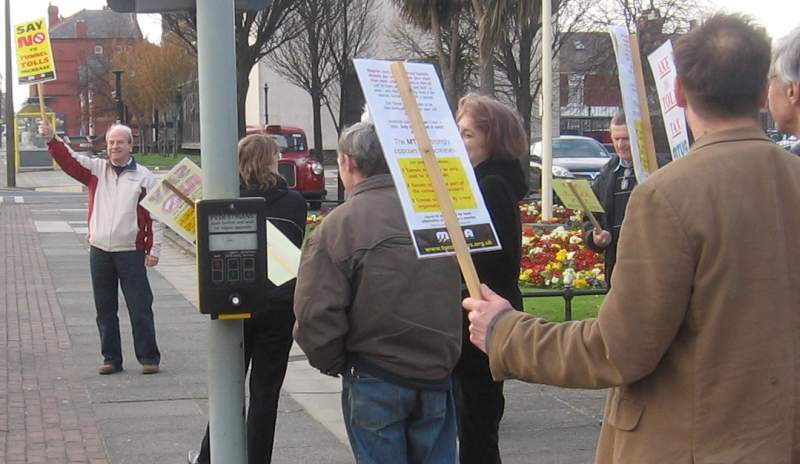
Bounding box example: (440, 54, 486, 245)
(566, 180, 602, 231)
(630, 33, 659, 174)
(163, 179, 195, 208)
(37, 83, 47, 121)
(390, 61, 481, 299)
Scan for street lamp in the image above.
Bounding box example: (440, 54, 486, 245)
(112, 70, 124, 124)
(264, 82, 269, 126)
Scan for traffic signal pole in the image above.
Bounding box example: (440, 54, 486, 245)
(197, 0, 246, 462)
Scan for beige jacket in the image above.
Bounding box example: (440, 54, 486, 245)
(47, 138, 162, 257)
(488, 128, 800, 463)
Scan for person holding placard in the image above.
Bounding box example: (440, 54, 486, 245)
(768, 25, 800, 155)
(454, 94, 528, 464)
(39, 120, 163, 376)
(583, 111, 638, 286)
(463, 14, 800, 463)
(189, 134, 306, 464)
(293, 122, 462, 463)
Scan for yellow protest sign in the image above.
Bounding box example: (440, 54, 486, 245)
(552, 179, 604, 213)
(15, 18, 56, 85)
(399, 157, 477, 213)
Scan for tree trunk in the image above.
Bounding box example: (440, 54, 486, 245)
(311, 88, 324, 161)
(473, 0, 495, 96)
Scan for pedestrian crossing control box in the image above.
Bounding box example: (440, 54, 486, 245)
(196, 198, 267, 316)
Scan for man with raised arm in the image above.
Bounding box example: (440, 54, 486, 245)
(40, 120, 163, 375)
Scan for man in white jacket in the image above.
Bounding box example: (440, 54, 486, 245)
(40, 120, 163, 375)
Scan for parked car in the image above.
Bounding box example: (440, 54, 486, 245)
(529, 136, 611, 191)
(778, 135, 798, 151)
(246, 125, 326, 209)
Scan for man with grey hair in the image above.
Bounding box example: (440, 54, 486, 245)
(768, 25, 800, 155)
(40, 120, 163, 376)
(293, 121, 462, 463)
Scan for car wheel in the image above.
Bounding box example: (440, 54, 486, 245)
(308, 197, 324, 211)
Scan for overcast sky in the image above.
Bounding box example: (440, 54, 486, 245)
(1, 0, 798, 110)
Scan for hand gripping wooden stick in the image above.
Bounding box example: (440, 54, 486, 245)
(390, 61, 482, 299)
(566, 180, 602, 231)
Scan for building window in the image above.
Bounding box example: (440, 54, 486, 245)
(567, 74, 584, 108)
(94, 45, 103, 55)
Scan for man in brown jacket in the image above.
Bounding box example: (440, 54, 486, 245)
(464, 14, 800, 464)
(294, 121, 462, 463)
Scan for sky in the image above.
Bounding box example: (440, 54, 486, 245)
(1, 0, 798, 110)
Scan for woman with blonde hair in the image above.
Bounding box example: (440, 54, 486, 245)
(190, 134, 307, 464)
(455, 93, 528, 464)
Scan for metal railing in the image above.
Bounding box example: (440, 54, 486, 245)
(521, 285, 608, 321)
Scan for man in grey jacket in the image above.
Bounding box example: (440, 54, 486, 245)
(293, 121, 462, 463)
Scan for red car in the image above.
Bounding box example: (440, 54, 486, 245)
(246, 125, 326, 208)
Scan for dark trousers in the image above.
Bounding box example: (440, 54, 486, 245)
(198, 307, 295, 464)
(89, 246, 160, 367)
(454, 335, 505, 464)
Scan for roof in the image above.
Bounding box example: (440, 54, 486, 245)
(50, 9, 142, 40)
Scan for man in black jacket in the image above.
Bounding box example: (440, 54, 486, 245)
(584, 111, 637, 286)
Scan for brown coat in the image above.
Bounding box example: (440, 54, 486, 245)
(487, 128, 800, 463)
(293, 174, 462, 381)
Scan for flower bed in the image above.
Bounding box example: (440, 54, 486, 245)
(304, 202, 606, 290)
(518, 202, 606, 289)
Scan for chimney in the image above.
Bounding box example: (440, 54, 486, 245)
(76, 20, 87, 39)
(48, 4, 61, 28)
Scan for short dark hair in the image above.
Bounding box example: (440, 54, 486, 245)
(456, 94, 529, 161)
(674, 14, 771, 119)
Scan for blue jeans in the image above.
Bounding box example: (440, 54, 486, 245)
(342, 367, 457, 464)
(89, 247, 160, 367)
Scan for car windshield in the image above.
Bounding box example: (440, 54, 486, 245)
(552, 139, 608, 159)
(269, 133, 307, 152)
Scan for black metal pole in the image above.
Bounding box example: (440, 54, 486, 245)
(563, 286, 574, 321)
(5, 0, 16, 187)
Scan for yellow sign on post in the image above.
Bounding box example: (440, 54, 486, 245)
(15, 18, 57, 85)
(552, 179, 604, 213)
(553, 179, 604, 231)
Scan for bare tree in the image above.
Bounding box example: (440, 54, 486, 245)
(113, 38, 196, 152)
(391, 0, 470, 111)
(495, 0, 589, 138)
(323, 0, 378, 134)
(269, 0, 338, 156)
(162, 1, 299, 137)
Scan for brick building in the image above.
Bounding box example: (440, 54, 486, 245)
(32, 5, 142, 138)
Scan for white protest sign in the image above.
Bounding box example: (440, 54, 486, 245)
(353, 58, 500, 258)
(265, 220, 300, 286)
(647, 40, 690, 160)
(608, 25, 658, 182)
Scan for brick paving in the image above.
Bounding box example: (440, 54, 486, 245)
(0, 204, 109, 464)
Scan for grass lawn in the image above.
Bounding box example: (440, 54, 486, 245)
(134, 153, 201, 169)
(522, 291, 605, 322)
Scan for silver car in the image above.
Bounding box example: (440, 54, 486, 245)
(529, 136, 611, 191)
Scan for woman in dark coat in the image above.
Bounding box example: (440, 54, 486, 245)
(455, 94, 529, 464)
(191, 134, 307, 464)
